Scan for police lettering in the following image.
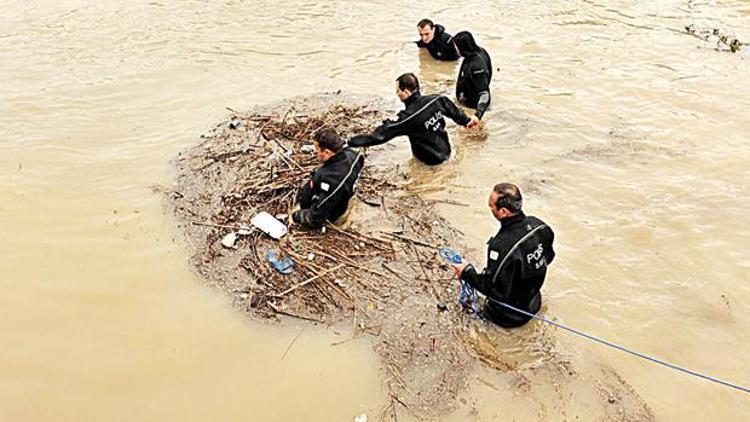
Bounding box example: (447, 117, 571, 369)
(423, 111, 444, 131)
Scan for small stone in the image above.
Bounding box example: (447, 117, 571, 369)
(240, 293, 249, 299)
(353, 414, 367, 422)
(307, 253, 315, 260)
(221, 232, 238, 248)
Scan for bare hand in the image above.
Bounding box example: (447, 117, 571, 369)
(466, 116, 481, 129)
(452, 262, 468, 278)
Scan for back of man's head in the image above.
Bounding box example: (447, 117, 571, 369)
(314, 126, 344, 153)
(493, 183, 523, 213)
(417, 19, 434, 29)
(396, 73, 420, 94)
(454, 31, 481, 56)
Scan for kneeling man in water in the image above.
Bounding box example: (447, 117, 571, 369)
(291, 127, 364, 229)
(452, 183, 556, 327)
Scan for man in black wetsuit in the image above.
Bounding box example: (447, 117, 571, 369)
(348, 73, 479, 165)
(454, 31, 493, 121)
(452, 183, 555, 328)
(291, 127, 364, 229)
(416, 19, 460, 61)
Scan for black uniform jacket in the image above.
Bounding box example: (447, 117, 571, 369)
(348, 93, 471, 165)
(456, 48, 492, 119)
(461, 212, 555, 327)
(416, 24, 460, 61)
(292, 147, 364, 228)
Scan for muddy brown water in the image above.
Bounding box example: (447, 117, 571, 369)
(1, 1, 749, 420)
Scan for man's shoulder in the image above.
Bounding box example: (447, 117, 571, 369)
(469, 57, 489, 72)
(421, 93, 441, 102)
(523, 216, 554, 239)
(343, 147, 365, 165)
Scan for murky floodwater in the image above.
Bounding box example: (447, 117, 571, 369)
(1, 0, 748, 420)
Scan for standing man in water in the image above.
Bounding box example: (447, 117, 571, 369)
(291, 127, 364, 229)
(415, 19, 460, 61)
(348, 73, 479, 165)
(454, 31, 493, 122)
(451, 183, 555, 328)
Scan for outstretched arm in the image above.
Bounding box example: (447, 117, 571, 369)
(439, 96, 471, 127)
(348, 114, 411, 148)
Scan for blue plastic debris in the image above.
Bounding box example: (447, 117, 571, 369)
(439, 246, 479, 314)
(266, 249, 294, 275)
(439, 247, 463, 264)
(459, 280, 480, 314)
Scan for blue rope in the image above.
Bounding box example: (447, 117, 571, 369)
(487, 299, 750, 394)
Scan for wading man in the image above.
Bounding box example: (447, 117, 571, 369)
(348, 73, 479, 165)
(415, 19, 460, 61)
(452, 183, 555, 328)
(291, 127, 364, 229)
(454, 31, 493, 121)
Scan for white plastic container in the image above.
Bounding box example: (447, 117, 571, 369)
(251, 211, 288, 239)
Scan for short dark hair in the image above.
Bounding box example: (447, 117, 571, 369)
(493, 183, 523, 213)
(417, 19, 434, 29)
(396, 73, 420, 93)
(314, 126, 344, 152)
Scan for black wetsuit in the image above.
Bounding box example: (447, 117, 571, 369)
(416, 24, 460, 61)
(348, 93, 471, 165)
(292, 148, 364, 229)
(456, 48, 492, 119)
(460, 212, 555, 328)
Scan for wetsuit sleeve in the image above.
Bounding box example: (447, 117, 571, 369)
(348, 114, 411, 148)
(471, 63, 491, 119)
(460, 264, 493, 296)
(460, 257, 519, 300)
(439, 96, 471, 127)
(298, 178, 315, 209)
(292, 176, 346, 229)
(416, 40, 426, 48)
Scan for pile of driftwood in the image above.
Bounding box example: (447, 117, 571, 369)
(177, 100, 459, 323)
(172, 94, 475, 417)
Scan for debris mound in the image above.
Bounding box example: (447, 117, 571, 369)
(172, 93, 475, 417)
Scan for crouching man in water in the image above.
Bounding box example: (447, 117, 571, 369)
(452, 183, 555, 328)
(415, 18, 460, 61)
(291, 127, 364, 229)
(348, 73, 479, 165)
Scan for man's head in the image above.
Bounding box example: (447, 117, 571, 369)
(395, 73, 420, 102)
(313, 126, 344, 162)
(417, 19, 435, 44)
(489, 183, 523, 220)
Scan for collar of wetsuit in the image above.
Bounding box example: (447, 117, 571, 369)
(500, 211, 526, 229)
(404, 92, 422, 106)
(324, 148, 349, 165)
